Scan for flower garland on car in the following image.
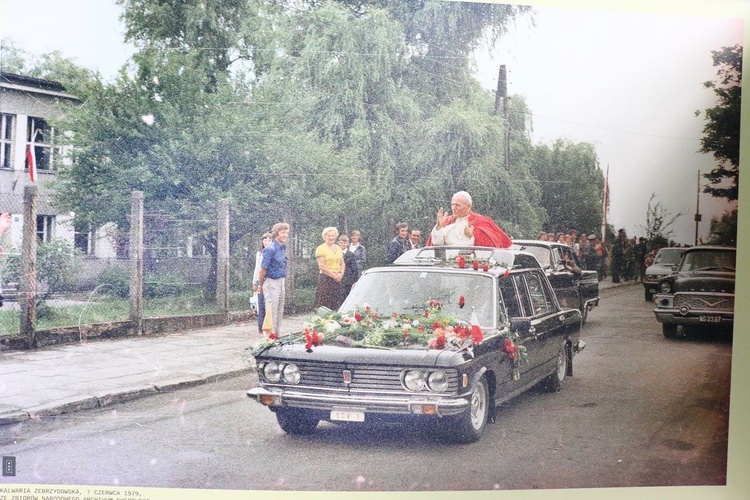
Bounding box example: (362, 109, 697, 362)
(448, 254, 512, 277)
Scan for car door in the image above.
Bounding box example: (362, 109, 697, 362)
(499, 271, 560, 385)
(547, 245, 580, 310)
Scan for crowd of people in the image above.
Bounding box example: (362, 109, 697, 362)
(250, 191, 668, 337)
(536, 228, 652, 283)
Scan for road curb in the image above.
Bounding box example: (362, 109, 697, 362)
(0, 366, 255, 427)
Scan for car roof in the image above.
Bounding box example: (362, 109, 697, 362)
(683, 245, 736, 253)
(391, 245, 542, 273)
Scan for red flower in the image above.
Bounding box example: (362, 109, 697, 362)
(432, 322, 442, 329)
(456, 255, 466, 268)
(458, 295, 465, 308)
(504, 269, 510, 278)
(472, 260, 479, 270)
(471, 324, 483, 343)
(482, 264, 489, 272)
(355, 312, 362, 322)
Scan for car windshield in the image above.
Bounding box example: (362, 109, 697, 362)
(680, 249, 736, 272)
(340, 269, 500, 328)
(654, 248, 683, 265)
(514, 245, 551, 268)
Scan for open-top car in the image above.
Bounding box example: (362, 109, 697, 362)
(510, 240, 599, 323)
(247, 246, 585, 443)
(653, 246, 735, 338)
(643, 247, 685, 301)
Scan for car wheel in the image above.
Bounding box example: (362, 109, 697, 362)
(644, 289, 653, 302)
(275, 408, 320, 435)
(447, 376, 489, 443)
(662, 323, 678, 339)
(543, 342, 569, 392)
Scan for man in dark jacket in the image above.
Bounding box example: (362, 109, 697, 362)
(386, 222, 410, 264)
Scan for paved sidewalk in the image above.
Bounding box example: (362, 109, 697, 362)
(0, 314, 310, 426)
(0, 279, 637, 426)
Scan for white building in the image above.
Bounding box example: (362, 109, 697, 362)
(0, 72, 117, 260)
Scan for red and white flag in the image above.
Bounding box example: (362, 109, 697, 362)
(26, 143, 37, 182)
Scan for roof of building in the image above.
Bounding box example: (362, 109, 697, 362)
(0, 71, 79, 101)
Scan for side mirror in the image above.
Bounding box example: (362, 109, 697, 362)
(510, 318, 532, 335)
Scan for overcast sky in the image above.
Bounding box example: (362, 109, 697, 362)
(1, 0, 745, 243)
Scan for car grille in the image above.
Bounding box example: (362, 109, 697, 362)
(291, 361, 459, 394)
(674, 293, 734, 312)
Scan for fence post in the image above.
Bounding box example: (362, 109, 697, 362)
(217, 198, 229, 317)
(129, 191, 143, 334)
(20, 185, 37, 346)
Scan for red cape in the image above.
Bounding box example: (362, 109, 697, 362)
(426, 212, 512, 248)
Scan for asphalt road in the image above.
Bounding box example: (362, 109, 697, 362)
(0, 284, 732, 492)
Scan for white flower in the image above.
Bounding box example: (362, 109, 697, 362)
(324, 321, 342, 333)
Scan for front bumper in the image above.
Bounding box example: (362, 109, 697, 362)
(247, 386, 470, 418)
(653, 293, 734, 327)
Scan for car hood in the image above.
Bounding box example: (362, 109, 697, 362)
(645, 263, 674, 275)
(254, 342, 473, 368)
(674, 272, 735, 293)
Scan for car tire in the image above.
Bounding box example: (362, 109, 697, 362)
(543, 342, 569, 392)
(275, 408, 320, 435)
(662, 323, 678, 339)
(447, 376, 489, 443)
(644, 289, 653, 302)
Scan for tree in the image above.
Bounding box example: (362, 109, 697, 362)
(696, 45, 741, 202)
(641, 193, 681, 247)
(707, 209, 737, 246)
(528, 139, 604, 234)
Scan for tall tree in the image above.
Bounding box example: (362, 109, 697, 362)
(529, 139, 604, 234)
(696, 45, 741, 202)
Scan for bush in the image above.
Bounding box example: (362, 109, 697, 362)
(96, 266, 130, 298)
(2, 239, 82, 297)
(144, 273, 191, 298)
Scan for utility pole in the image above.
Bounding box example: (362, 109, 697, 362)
(694, 170, 702, 245)
(494, 64, 510, 170)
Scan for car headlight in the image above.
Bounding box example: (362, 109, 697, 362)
(426, 370, 449, 392)
(282, 363, 301, 384)
(262, 361, 282, 383)
(659, 281, 673, 294)
(402, 370, 425, 391)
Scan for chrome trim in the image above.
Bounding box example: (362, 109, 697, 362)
(247, 386, 470, 417)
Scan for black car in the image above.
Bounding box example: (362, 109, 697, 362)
(643, 247, 685, 301)
(511, 240, 599, 323)
(247, 246, 585, 443)
(653, 246, 735, 338)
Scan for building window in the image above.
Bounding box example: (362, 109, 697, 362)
(1, 113, 13, 170)
(27, 117, 61, 172)
(37, 215, 55, 242)
(74, 222, 93, 255)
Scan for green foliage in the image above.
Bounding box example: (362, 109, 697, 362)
(707, 209, 737, 246)
(696, 45, 741, 202)
(3, 239, 83, 299)
(96, 266, 130, 298)
(529, 139, 604, 234)
(37, 239, 83, 295)
(144, 272, 191, 298)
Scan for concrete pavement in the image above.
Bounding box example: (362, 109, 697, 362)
(0, 279, 636, 426)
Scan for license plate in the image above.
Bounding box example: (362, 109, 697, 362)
(699, 315, 722, 323)
(330, 409, 365, 422)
